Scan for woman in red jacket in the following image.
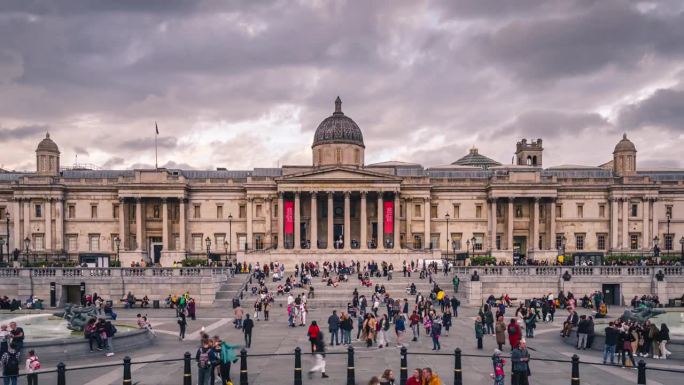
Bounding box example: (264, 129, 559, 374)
(507, 318, 522, 351)
(307, 321, 321, 353)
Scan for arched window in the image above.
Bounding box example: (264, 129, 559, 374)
(336, 148, 342, 164)
(532, 155, 537, 166)
(526, 156, 532, 165)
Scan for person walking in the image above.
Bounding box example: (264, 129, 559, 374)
(195, 339, 215, 385)
(603, 322, 618, 365)
(484, 304, 495, 335)
(234, 305, 244, 329)
(659, 324, 672, 359)
(242, 314, 254, 348)
(620, 327, 637, 369)
(430, 319, 442, 351)
(308, 332, 329, 379)
(511, 340, 531, 385)
(495, 316, 506, 350)
(475, 316, 485, 350)
(395, 314, 406, 347)
(576, 315, 589, 350)
(0, 343, 20, 385)
(177, 309, 187, 341)
(507, 319, 521, 351)
(307, 321, 321, 353)
(442, 309, 452, 337)
(409, 311, 420, 341)
(25, 350, 40, 385)
(328, 310, 340, 346)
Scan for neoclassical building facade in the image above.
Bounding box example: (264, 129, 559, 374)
(1, 98, 683, 266)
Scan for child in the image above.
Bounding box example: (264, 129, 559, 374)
(490, 349, 505, 385)
(26, 349, 41, 385)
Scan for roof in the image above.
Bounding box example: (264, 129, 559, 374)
(312, 97, 364, 148)
(36, 133, 60, 153)
(452, 147, 501, 169)
(614, 133, 636, 153)
(366, 161, 422, 168)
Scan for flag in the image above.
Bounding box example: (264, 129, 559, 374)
(155, 122, 159, 135)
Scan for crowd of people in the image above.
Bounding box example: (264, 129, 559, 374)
(0, 321, 29, 385)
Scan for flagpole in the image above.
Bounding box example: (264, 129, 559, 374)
(155, 122, 159, 170)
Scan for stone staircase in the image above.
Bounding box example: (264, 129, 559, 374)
(212, 274, 251, 308)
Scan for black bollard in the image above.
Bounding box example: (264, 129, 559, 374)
(571, 354, 580, 385)
(57, 362, 66, 385)
(400, 346, 408, 385)
(183, 352, 192, 385)
(240, 348, 249, 385)
(454, 348, 462, 385)
(294, 347, 302, 385)
(637, 360, 646, 385)
(347, 345, 355, 385)
(123, 356, 132, 385)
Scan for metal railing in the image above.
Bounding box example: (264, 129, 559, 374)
(2, 347, 681, 385)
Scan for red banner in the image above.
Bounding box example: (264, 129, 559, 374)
(284, 201, 294, 234)
(383, 201, 394, 234)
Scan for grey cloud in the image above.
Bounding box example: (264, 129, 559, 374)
(618, 88, 684, 131)
(0, 124, 48, 140)
(101, 156, 125, 169)
(118, 136, 178, 151)
(72, 146, 89, 156)
(495, 111, 613, 139)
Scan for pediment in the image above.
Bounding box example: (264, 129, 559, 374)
(278, 167, 401, 182)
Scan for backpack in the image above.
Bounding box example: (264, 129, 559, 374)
(508, 325, 517, 335)
(29, 356, 41, 370)
(198, 348, 210, 369)
(5, 352, 19, 375)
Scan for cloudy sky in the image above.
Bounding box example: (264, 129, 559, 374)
(1, 0, 683, 172)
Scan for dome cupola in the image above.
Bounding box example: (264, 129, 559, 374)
(312, 97, 365, 167)
(613, 133, 637, 176)
(35, 132, 60, 176)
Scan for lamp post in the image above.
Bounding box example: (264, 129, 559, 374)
(5, 213, 9, 261)
(0, 238, 4, 265)
(205, 237, 211, 262)
(114, 236, 121, 265)
(223, 240, 228, 265)
(445, 213, 450, 260)
(466, 239, 470, 259)
(680, 236, 684, 262)
(666, 212, 672, 257)
(23, 237, 30, 266)
(228, 214, 233, 258)
(470, 236, 476, 256)
(451, 240, 457, 264)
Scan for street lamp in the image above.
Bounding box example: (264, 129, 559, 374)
(445, 213, 450, 260)
(114, 236, 121, 265)
(679, 236, 684, 262)
(228, 213, 233, 256)
(466, 239, 470, 258)
(653, 236, 660, 258)
(0, 238, 4, 265)
(5, 213, 9, 261)
(205, 236, 211, 261)
(23, 237, 30, 266)
(470, 236, 476, 255)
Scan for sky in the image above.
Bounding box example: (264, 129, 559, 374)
(1, 0, 683, 172)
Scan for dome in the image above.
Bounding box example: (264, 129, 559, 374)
(312, 97, 365, 148)
(36, 133, 60, 153)
(452, 147, 501, 169)
(613, 134, 636, 153)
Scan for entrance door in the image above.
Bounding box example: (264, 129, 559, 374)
(334, 224, 344, 248)
(602, 284, 621, 306)
(63, 285, 81, 305)
(371, 223, 378, 248)
(300, 222, 307, 248)
(513, 236, 527, 261)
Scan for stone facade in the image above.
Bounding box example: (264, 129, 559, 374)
(1, 99, 684, 267)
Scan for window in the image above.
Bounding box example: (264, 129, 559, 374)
(110, 234, 119, 251)
(68, 204, 76, 218)
(475, 205, 483, 219)
(91, 205, 98, 219)
(413, 234, 423, 249)
(514, 204, 523, 218)
(113, 204, 119, 219)
(33, 234, 44, 250)
(239, 204, 246, 219)
(599, 204, 606, 218)
(256, 204, 263, 218)
(89, 234, 100, 251)
(556, 234, 564, 250)
(67, 235, 78, 251)
(274, 203, 279, 217)
(414, 204, 421, 218)
(538, 234, 544, 250)
(473, 233, 484, 250)
(453, 204, 460, 219)
(496, 234, 501, 250)
(630, 234, 639, 250)
(597, 234, 606, 250)
(217, 205, 223, 219)
(666, 205, 673, 218)
(430, 205, 438, 219)
(238, 234, 247, 251)
(192, 235, 203, 251)
(631, 204, 638, 217)
(664, 234, 673, 250)
(496, 204, 503, 218)
(35, 204, 42, 218)
(556, 204, 562, 218)
(577, 204, 583, 218)
(172, 205, 179, 221)
(430, 234, 440, 249)
(575, 233, 585, 250)
(451, 233, 462, 250)
(0, 206, 5, 219)
(215, 234, 225, 249)
(152, 205, 160, 219)
(255, 234, 264, 250)
(540, 206, 545, 219)
(129, 204, 136, 221)
(193, 204, 201, 219)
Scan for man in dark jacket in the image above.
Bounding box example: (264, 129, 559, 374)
(511, 340, 531, 385)
(576, 315, 590, 349)
(327, 310, 340, 346)
(242, 314, 254, 348)
(603, 322, 618, 365)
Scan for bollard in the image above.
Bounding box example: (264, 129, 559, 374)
(637, 360, 646, 385)
(294, 347, 302, 385)
(454, 348, 462, 385)
(183, 352, 192, 385)
(347, 345, 355, 385)
(123, 356, 132, 385)
(400, 346, 408, 385)
(240, 348, 249, 385)
(571, 354, 580, 385)
(57, 362, 66, 385)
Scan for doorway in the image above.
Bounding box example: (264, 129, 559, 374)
(334, 224, 344, 248)
(149, 236, 162, 264)
(602, 284, 621, 306)
(513, 236, 527, 260)
(62, 285, 82, 306)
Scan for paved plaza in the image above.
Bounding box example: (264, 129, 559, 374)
(4, 272, 682, 385)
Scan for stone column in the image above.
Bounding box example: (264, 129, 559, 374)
(642, 197, 650, 250)
(532, 198, 540, 251)
(327, 192, 334, 250)
(651, 198, 659, 243)
(13, 199, 21, 251)
(310, 193, 318, 249)
(179, 199, 186, 252)
(549, 199, 556, 251)
(118, 199, 126, 250)
(611, 198, 619, 250)
(405, 197, 412, 248)
(265, 197, 273, 248)
(378, 193, 385, 249)
(247, 197, 254, 251)
(394, 193, 400, 249)
(423, 197, 430, 250)
(45, 199, 52, 251)
(23, 199, 30, 244)
(135, 198, 142, 251)
(489, 199, 497, 250)
(344, 191, 351, 250)
(507, 198, 514, 250)
(55, 198, 63, 251)
(360, 191, 368, 250)
(162, 198, 169, 250)
(277, 193, 284, 249)
(622, 198, 629, 250)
